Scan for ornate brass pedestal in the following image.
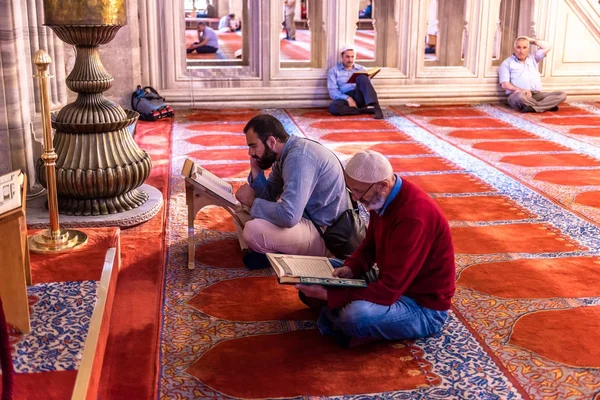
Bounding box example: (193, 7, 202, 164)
(38, 0, 151, 216)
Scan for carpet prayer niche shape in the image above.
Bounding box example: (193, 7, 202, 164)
(159, 104, 600, 399)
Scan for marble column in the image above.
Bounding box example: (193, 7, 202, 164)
(0, 0, 66, 186)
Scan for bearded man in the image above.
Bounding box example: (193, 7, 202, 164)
(296, 150, 456, 347)
(235, 114, 349, 269)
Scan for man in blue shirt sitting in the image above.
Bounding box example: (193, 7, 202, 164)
(498, 36, 567, 113)
(327, 44, 383, 119)
(234, 115, 349, 269)
(186, 22, 219, 54)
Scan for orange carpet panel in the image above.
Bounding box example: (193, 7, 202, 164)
(188, 276, 315, 321)
(534, 169, 600, 186)
(321, 130, 412, 142)
(570, 127, 600, 137)
(334, 143, 432, 155)
(451, 223, 584, 254)
(186, 330, 438, 398)
(188, 148, 249, 161)
(457, 257, 600, 298)
(472, 140, 568, 153)
(435, 196, 533, 222)
(448, 128, 538, 139)
(574, 191, 600, 208)
(499, 153, 600, 167)
(429, 118, 510, 128)
(194, 238, 245, 268)
(389, 157, 460, 172)
(540, 116, 600, 126)
(311, 120, 395, 131)
(403, 174, 495, 193)
(187, 123, 247, 132)
(186, 133, 248, 147)
(509, 307, 600, 368)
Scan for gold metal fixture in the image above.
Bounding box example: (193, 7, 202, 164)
(29, 50, 87, 254)
(38, 0, 152, 216)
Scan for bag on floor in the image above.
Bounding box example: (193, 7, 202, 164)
(132, 85, 174, 121)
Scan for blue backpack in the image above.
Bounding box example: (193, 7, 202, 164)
(131, 85, 174, 121)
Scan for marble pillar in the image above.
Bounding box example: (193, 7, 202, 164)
(0, 0, 67, 186)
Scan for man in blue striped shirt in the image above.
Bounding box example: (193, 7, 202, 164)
(327, 44, 383, 119)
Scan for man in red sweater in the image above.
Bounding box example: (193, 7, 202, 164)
(296, 150, 455, 347)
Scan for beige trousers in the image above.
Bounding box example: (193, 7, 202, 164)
(507, 90, 567, 113)
(235, 207, 329, 256)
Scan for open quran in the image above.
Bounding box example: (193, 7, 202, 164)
(266, 253, 367, 287)
(182, 158, 239, 207)
(347, 67, 381, 84)
(182, 158, 247, 270)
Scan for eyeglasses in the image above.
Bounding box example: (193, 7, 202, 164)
(355, 182, 377, 204)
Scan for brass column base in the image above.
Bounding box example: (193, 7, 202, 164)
(29, 229, 88, 254)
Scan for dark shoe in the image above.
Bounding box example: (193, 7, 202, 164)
(521, 106, 536, 113)
(186, 48, 194, 54)
(334, 332, 381, 348)
(242, 250, 270, 270)
(373, 106, 384, 120)
(549, 106, 559, 112)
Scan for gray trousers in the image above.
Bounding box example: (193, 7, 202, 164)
(285, 13, 296, 39)
(507, 90, 567, 113)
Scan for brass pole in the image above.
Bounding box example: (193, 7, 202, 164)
(34, 50, 60, 237)
(29, 49, 88, 254)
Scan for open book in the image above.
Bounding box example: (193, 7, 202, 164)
(0, 170, 24, 215)
(267, 253, 367, 287)
(181, 158, 239, 207)
(347, 67, 381, 84)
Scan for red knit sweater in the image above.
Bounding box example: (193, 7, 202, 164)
(327, 179, 456, 310)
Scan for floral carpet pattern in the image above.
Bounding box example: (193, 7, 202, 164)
(160, 105, 600, 399)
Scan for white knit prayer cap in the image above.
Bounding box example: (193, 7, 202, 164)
(340, 43, 355, 54)
(345, 150, 393, 184)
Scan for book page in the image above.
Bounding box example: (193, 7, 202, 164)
(272, 255, 333, 278)
(188, 163, 238, 206)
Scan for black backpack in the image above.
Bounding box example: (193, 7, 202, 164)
(131, 85, 174, 121)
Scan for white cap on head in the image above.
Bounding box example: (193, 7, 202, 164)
(345, 150, 394, 184)
(340, 43, 355, 55)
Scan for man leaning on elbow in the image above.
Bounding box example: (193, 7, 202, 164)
(498, 36, 567, 113)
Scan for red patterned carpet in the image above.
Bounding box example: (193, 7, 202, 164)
(158, 104, 600, 399)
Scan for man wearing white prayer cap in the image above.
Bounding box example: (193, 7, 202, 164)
(296, 150, 456, 347)
(327, 43, 383, 119)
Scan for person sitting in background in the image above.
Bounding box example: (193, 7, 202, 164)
(296, 150, 455, 347)
(196, 0, 216, 18)
(359, 0, 372, 19)
(186, 22, 219, 54)
(328, 44, 383, 119)
(498, 36, 567, 113)
(218, 13, 240, 32)
(234, 115, 349, 270)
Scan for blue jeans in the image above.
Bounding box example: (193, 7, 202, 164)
(319, 259, 448, 340)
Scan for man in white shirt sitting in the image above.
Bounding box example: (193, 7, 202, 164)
(218, 13, 240, 32)
(498, 36, 567, 113)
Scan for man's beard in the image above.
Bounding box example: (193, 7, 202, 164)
(361, 192, 386, 213)
(254, 145, 278, 170)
